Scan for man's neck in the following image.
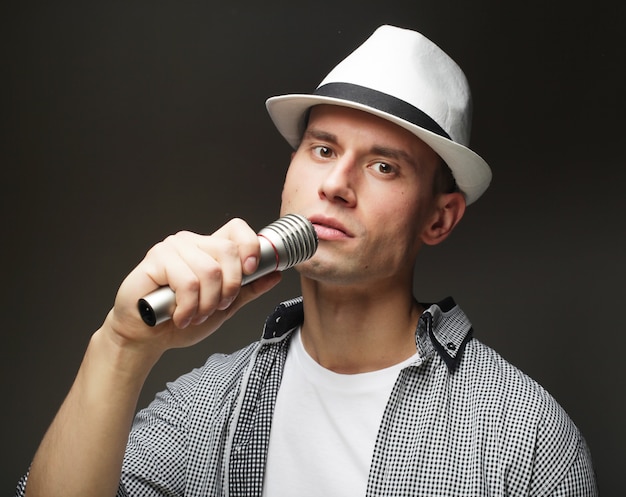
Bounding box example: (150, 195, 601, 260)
(299, 278, 423, 374)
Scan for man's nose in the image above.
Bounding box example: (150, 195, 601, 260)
(317, 156, 358, 206)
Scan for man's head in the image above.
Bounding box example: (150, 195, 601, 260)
(266, 24, 491, 205)
(279, 104, 466, 288)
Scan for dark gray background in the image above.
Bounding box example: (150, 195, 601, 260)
(2, 1, 624, 494)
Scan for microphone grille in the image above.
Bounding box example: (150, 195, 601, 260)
(260, 214, 318, 268)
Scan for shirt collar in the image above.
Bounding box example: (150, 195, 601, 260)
(262, 296, 473, 372)
(262, 297, 305, 340)
(416, 296, 474, 372)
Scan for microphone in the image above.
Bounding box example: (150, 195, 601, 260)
(137, 214, 318, 326)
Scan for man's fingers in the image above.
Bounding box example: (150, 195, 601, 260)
(138, 221, 262, 329)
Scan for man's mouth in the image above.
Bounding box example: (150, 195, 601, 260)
(308, 216, 353, 240)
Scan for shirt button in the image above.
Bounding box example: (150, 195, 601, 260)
(446, 342, 456, 351)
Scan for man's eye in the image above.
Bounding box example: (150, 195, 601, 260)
(373, 162, 394, 174)
(313, 146, 333, 158)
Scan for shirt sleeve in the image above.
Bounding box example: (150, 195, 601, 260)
(549, 435, 599, 497)
(117, 367, 202, 497)
(13, 472, 27, 497)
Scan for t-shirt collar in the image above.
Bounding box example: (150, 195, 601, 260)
(262, 295, 473, 372)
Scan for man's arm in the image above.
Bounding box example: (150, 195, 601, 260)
(25, 325, 158, 497)
(23, 219, 281, 497)
(549, 436, 599, 497)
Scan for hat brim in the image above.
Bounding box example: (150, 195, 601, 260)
(266, 94, 492, 205)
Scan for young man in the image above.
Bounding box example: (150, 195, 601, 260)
(18, 25, 597, 496)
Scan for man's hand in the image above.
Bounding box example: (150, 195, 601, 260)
(106, 218, 282, 357)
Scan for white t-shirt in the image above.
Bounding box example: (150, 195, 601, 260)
(262, 328, 420, 497)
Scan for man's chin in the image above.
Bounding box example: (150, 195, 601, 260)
(296, 260, 367, 288)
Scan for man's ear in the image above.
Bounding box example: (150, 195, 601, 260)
(420, 192, 466, 246)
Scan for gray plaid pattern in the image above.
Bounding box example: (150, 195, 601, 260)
(15, 297, 598, 496)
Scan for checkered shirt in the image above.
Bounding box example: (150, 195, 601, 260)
(15, 296, 598, 496)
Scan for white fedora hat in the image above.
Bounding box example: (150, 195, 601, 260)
(266, 25, 492, 205)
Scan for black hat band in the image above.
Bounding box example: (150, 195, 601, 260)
(314, 82, 451, 141)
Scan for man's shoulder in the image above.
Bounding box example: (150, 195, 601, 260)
(185, 335, 291, 398)
(153, 341, 262, 407)
(462, 339, 560, 402)
(460, 338, 580, 439)
(193, 341, 263, 388)
(459, 339, 595, 493)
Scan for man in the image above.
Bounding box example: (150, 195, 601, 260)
(17, 25, 597, 496)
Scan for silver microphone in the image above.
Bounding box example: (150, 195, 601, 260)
(137, 214, 318, 326)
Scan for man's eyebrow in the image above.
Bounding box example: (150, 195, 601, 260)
(302, 128, 338, 144)
(370, 145, 417, 167)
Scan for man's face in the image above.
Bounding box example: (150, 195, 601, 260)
(280, 104, 443, 289)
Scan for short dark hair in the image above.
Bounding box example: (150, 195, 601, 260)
(433, 159, 459, 196)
